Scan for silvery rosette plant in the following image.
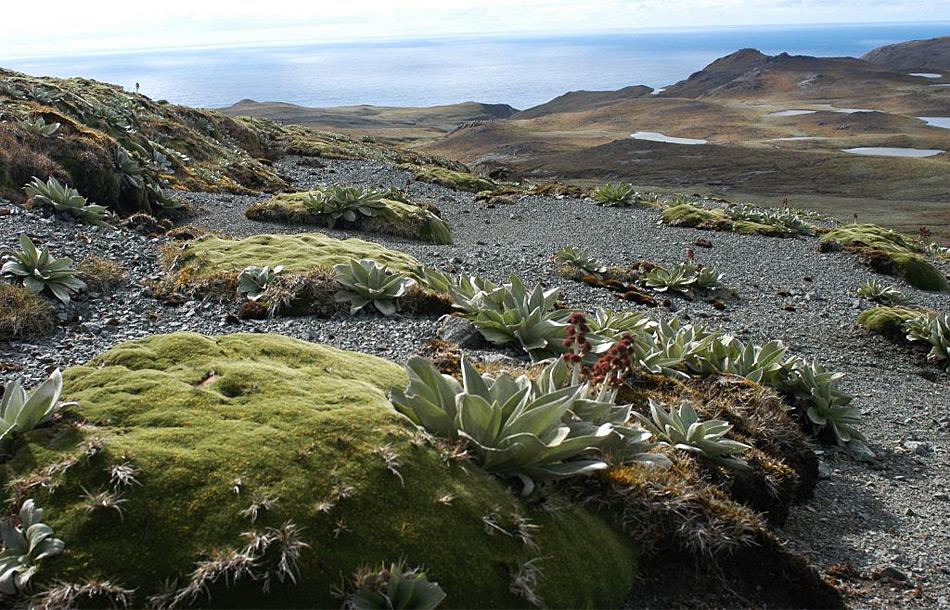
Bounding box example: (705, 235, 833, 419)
(466, 276, 570, 357)
(644, 263, 698, 294)
(904, 312, 950, 365)
(237, 265, 285, 301)
(24, 177, 110, 225)
(1, 369, 66, 447)
(787, 359, 864, 446)
(345, 560, 445, 610)
(305, 186, 386, 228)
(554, 246, 607, 275)
(2, 234, 87, 304)
(0, 500, 65, 595)
(592, 182, 636, 207)
(857, 279, 907, 305)
(19, 116, 60, 137)
(334, 259, 415, 316)
(633, 400, 751, 469)
(391, 355, 666, 494)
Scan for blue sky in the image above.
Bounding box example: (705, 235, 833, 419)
(2, 0, 948, 59)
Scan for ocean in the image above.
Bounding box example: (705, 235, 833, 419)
(4, 23, 948, 110)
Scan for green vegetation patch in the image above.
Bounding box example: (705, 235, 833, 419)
(0, 69, 289, 215)
(661, 203, 793, 237)
(401, 164, 496, 193)
(245, 191, 452, 244)
(175, 233, 419, 281)
(822, 224, 948, 291)
(1, 333, 636, 607)
(857, 306, 929, 336)
(159, 233, 453, 318)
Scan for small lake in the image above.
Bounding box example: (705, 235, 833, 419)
(919, 117, 950, 129)
(842, 147, 944, 158)
(768, 110, 817, 117)
(631, 131, 707, 145)
(910, 73, 943, 79)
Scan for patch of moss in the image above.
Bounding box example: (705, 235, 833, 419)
(661, 203, 790, 237)
(822, 224, 948, 291)
(245, 192, 452, 245)
(402, 164, 496, 193)
(175, 233, 420, 281)
(0, 284, 55, 341)
(1, 333, 636, 608)
(857, 306, 928, 336)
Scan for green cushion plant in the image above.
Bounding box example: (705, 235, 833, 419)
(0, 333, 636, 608)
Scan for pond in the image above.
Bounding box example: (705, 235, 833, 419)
(631, 131, 707, 145)
(768, 110, 817, 117)
(842, 147, 943, 158)
(919, 117, 950, 129)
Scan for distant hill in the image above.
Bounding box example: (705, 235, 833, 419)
(220, 100, 518, 142)
(861, 36, 950, 72)
(514, 85, 653, 119)
(659, 48, 944, 113)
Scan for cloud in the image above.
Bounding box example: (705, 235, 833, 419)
(1, 0, 947, 58)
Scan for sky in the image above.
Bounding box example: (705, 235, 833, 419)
(1, 0, 948, 59)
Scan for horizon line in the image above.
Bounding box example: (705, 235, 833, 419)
(6, 20, 948, 62)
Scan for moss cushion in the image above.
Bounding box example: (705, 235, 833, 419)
(2, 333, 636, 608)
(245, 193, 452, 244)
(822, 224, 948, 291)
(177, 233, 420, 280)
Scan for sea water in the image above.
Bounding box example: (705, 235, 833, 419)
(4, 23, 949, 109)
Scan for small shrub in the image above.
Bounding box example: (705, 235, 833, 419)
(0, 284, 55, 341)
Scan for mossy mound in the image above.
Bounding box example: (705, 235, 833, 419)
(158, 233, 451, 318)
(822, 224, 948, 291)
(402, 164, 496, 193)
(171, 233, 420, 281)
(661, 203, 793, 237)
(245, 192, 452, 244)
(857, 306, 929, 336)
(2, 333, 636, 608)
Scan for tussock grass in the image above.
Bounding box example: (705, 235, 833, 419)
(0, 283, 56, 340)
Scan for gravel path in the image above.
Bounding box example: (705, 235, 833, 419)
(3, 156, 949, 609)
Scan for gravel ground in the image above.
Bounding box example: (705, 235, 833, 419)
(3, 156, 949, 609)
